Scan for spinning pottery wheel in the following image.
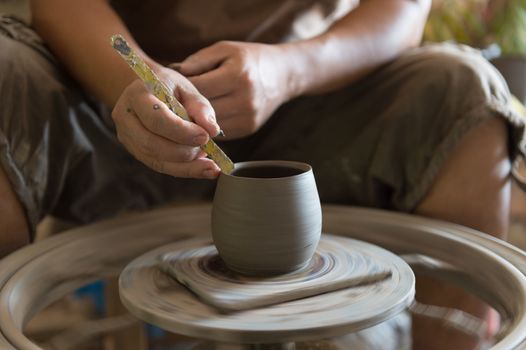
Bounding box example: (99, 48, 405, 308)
(119, 235, 414, 347)
(0, 204, 526, 349)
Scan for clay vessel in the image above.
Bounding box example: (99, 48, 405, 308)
(211, 160, 322, 276)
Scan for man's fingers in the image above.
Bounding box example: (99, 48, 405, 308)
(180, 44, 229, 76)
(209, 95, 242, 122)
(135, 154, 221, 179)
(188, 66, 236, 99)
(210, 117, 248, 140)
(115, 105, 205, 163)
(114, 108, 220, 179)
(209, 94, 260, 138)
(178, 87, 221, 137)
(128, 88, 210, 146)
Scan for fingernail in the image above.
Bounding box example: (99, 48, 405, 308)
(204, 114, 220, 136)
(193, 134, 208, 145)
(207, 114, 218, 126)
(203, 169, 218, 179)
(210, 121, 222, 137)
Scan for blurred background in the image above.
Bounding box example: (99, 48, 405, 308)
(0, 0, 525, 349)
(425, 0, 526, 103)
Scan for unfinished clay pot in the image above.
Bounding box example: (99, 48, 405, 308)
(211, 160, 322, 276)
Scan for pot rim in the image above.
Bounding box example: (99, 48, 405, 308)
(222, 160, 313, 181)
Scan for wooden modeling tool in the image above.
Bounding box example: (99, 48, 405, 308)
(111, 34, 235, 174)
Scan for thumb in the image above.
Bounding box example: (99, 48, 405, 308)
(180, 44, 229, 76)
(178, 86, 220, 137)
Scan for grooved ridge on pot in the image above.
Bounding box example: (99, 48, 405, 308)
(212, 160, 322, 276)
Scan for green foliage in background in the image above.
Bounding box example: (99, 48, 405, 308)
(490, 0, 526, 55)
(424, 0, 526, 56)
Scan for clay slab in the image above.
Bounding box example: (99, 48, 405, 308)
(159, 235, 392, 311)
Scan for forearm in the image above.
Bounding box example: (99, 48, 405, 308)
(30, 0, 161, 107)
(281, 0, 431, 97)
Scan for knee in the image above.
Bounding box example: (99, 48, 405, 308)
(0, 33, 34, 79)
(0, 31, 67, 139)
(0, 32, 60, 100)
(404, 44, 510, 107)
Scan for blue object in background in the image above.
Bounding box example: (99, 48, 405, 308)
(74, 280, 107, 316)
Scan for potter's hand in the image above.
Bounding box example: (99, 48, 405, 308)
(112, 67, 221, 179)
(180, 41, 294, 139)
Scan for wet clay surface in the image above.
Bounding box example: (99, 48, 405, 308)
(119, 234, 414, 343)
(159, 235, 392, 312)
(212, 161, 322, 276)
